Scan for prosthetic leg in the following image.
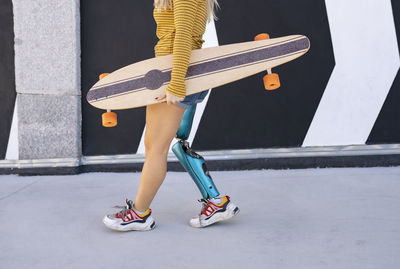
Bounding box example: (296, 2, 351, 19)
(172, 104, 220, 200)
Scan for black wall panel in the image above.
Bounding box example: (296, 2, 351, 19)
(367, 0, 400, 145)
(81, 0, 157, 156)
(81, 1, 400, 156)
(193, 0, 334, 151)
(0, 0, 16, 160)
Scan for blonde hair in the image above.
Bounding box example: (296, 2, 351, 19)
(154, 0, 219, 21)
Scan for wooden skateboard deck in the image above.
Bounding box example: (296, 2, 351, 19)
(87, 35, 310, 110)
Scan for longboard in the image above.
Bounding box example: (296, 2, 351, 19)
(87, 34, 310, 126)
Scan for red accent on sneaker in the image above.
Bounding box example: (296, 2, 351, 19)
(114, 206, 149, 223)
(201, 201, 221, 217)
(121, 209, 143, 223)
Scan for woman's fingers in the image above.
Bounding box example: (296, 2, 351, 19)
(155, 92, 184, 105)
(170, 97, 184, 105)
(167, 99, 177, 105)
(155, 92, 167, 102)
(165, 92, 184, 105)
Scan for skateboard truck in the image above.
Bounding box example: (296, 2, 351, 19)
(98, 73, 118, 127)
(254, 33, 281, 91)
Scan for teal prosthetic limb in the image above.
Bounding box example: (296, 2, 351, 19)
(176, 104, 197, 141)
(172, 104, 220, 200)
(172, 141, 220, 199)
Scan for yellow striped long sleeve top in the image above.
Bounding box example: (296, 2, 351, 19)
(154, 0, 208, 97)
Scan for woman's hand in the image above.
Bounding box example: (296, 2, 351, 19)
(155, 91, 185, 105)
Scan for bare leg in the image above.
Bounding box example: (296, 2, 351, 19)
(134, 102, 185, 211)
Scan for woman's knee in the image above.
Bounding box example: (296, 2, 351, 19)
(144, 134, 172, 156)
(145, 143, 170, 156)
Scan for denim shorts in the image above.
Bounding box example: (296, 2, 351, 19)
(176, 90, 209, 109)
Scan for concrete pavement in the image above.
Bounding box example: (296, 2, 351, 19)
(1, 167, 400, 269)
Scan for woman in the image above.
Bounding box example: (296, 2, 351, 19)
(103, 0, 238, 231)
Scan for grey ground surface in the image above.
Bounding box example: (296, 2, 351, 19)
(1, 167, 399, 269)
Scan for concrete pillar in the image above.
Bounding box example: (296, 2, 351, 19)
(13, 0, 81, 159)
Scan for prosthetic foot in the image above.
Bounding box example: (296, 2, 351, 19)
(189, 195, 240, 228)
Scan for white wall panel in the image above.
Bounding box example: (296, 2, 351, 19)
(303, 0, 400, 146)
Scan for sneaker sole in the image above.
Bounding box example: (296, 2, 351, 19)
(103, 216, 156, 232)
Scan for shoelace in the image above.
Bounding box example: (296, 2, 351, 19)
(198, 198, 212, 216)
(113, 199, 134, 218)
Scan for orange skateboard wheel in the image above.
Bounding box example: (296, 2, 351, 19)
(102, 112, 117, 127)
(263, 73, 280, 90)
(99, 73, 110, 80)
(254, 33, 270, 41)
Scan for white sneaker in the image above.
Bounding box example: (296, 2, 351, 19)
(189, 195, 239, 228)
(103, 199, 155, 231)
